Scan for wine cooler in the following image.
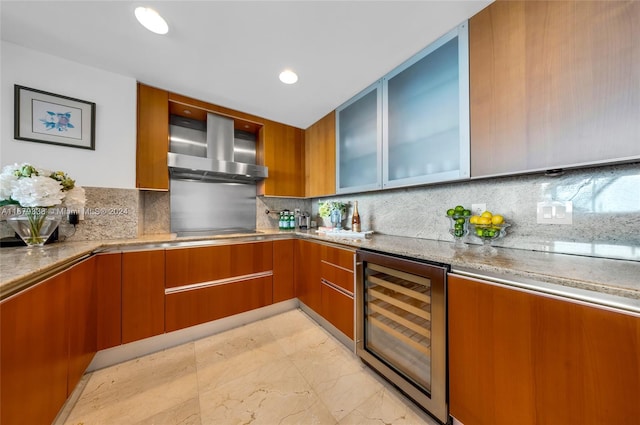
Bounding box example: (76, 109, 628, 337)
(356, 249, 449, 424)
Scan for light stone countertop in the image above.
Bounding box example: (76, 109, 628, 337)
(2, 231, 639, 313)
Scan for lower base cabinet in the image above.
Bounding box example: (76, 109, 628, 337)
(121, 250, 165, 344)
(0, 256, 97, 425)
(67, 257, 98, 395)
(165, 276, 273, 332)
(295, 240, 355, 340)
(448, 274, 640, 425)
(294, 239, 322, 313)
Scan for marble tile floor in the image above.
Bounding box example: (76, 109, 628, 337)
(56, 308, 440, 425)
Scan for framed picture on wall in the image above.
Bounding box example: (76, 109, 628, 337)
(14, 85, 96, 150)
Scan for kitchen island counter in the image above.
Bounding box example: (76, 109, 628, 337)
(2, 231, 639, 313)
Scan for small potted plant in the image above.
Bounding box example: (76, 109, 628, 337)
(318, 201, 347, 229)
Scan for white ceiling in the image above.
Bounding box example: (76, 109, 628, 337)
(1, 0, 492, 129)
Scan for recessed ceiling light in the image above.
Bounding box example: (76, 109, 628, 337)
(135, 7, 169, 35)
(279, 69, 298, 85)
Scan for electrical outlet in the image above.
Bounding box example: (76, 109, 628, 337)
(294, 208, 301, 216)
(537, 201, 572, 224)
(471, 203, 486, 216)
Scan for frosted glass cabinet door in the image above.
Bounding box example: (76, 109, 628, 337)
(336, 81, 382, 194)
(383, 22, 469, 188)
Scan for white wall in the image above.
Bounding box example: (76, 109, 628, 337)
(1, 41, 136, 188)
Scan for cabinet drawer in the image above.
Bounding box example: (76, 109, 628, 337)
(165, 275, 273, 332)
(165, 241, 273, 288)
(320, 244, 355, 271)
(321, 261, 354, 294)
(320, 281, 354, 339)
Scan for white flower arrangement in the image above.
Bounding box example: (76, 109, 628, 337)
(0, 163, 85, 211)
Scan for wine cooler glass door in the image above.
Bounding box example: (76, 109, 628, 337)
(356, 250, 448, 423)
(365, 263, 433, 392)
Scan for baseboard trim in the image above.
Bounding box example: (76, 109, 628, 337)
(87, 299, 299, 372)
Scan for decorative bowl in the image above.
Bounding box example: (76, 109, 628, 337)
(446, 215, 470, 248)
(469, 222, 511, 254)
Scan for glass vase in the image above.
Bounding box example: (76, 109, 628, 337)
(6, 207, 62, 247)
(330, 209, 343, 230)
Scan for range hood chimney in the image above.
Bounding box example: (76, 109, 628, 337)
(168, 113, 268, 183)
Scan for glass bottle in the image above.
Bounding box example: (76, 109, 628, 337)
(352, 201, 361, 232)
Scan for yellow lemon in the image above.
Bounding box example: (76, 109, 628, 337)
(491, 215, 504, 225)
(481, 211, 493, 219)
(469, 215, 479, 224)
(477, 217, 491, 225)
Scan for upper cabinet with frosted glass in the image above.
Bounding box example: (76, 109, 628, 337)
(336, 21, 469, 194)
(336, 81, 383, 194)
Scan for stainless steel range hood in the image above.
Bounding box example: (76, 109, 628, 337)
(168, 113, 268, 183)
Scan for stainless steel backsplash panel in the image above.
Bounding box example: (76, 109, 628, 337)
(170, 179, 257, 233)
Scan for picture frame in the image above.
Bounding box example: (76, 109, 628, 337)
(14, 85, 96, 150)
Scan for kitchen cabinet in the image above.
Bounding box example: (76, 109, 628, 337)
(258, 120, 305, 197)
(305, 110, 336, 197)
(448, 274, 640, 425)
(95, 252, 122, 350)
(336, 81, 383, 193)
(294, 239, 322, 313)
(1, 256, 98, 425)
(319, 244, 355, 339)
(273, 239, 295, 303)
(137, 83, 169, 190)
(67, 257, 98, 395)
(336, 21, 470, 193)
(1, 270, 69, 425)
(469, 1, 640, 178)
(383, 22, 469, 188)
(294, 239, 355, 339)
(121, 249, 165, 343)
(137, 86, 305, 197)
(164, 241, 274, 331)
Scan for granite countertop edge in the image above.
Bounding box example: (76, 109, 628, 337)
(2, 231, 639, 311)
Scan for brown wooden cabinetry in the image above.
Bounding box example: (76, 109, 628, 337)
(273, 239, 295, 303)
(137, 83, 169, 190)
(0, 271, 70, 425)
(164, 241, 274, 332)
(319, 244, 354, 339)
(67, 257, 98, 395)
(0, 256, 98, 425)
(294, 239, 322, 313)
(121, 250, 165, 343)
(258, 120, 305, 197)
(304, 110, 336, 197)
(448, 274, 640, 425)
(469, 1, 640, 177)
(95, 252, 122, 350)
(295, 239, 355, 339)
(137, 84, 305, 196)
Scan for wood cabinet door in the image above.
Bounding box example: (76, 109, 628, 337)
(294, 239, 322, 313)
(320, 282, 354, 339)
(1, 272, 69, 425)
(258, 120, 305, 197)
(273, 239, 295, 303)
(137, 83, 169, 190)
(95, 252, 122, 350)
(121, 250, 165, 343)
(165, 275, 273, 332)
(165, 241, 273, 288)
(67, 257, 98, 395)
(469, 1, 640, 177)
(305, 111, 336, 197)
(448, 274, 640, 425)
